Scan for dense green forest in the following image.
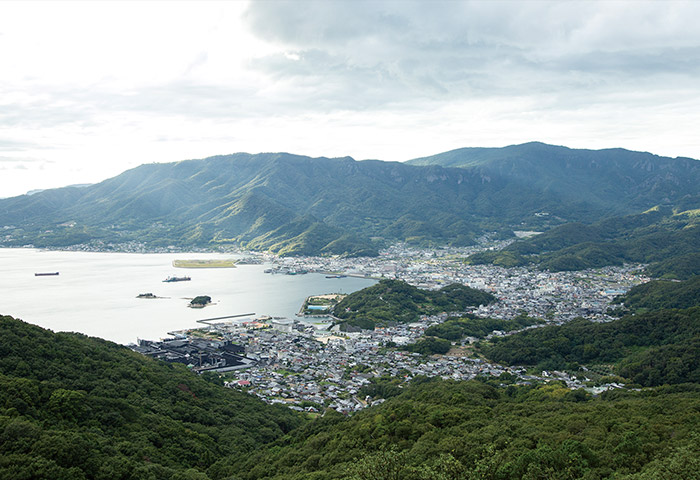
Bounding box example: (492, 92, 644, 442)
(614, 276, 700, 313)
(402, 336, 453, 355)
(0, 316, 302, 480)
(477, 307, 700, 386)
(2, 309, 700, 479)
(423, 314, 541, 340)
(400, 314, 542, 355)
(231, 378, 700, 479)
(644, 252, 700, 280)
(332, 279, 496, 330)
(467, 207, 700, 276)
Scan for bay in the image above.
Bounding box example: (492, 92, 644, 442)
(0, 248, 375, 344)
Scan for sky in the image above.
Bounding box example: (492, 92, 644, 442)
(1, 0, 700, 197)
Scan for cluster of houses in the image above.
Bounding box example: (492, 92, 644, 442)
(269, 245, 644, 324)
(219, 316, 546, 413)
(127, 243, 643, 412)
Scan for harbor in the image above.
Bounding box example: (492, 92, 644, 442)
(2, 248, 376, 344)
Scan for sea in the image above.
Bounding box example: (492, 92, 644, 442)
(0, 248, 375, 344)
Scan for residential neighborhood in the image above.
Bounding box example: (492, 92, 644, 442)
(130, 242, 642, 414)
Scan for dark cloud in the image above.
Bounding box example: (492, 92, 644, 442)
(242, 1, 700, 110)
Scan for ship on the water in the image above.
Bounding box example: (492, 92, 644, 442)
(163, 275, 191, 283)
(35, 272, 59, 276)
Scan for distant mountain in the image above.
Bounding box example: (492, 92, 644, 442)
(1, 144, 698, 255)
(408, 142, 700, 216)
(25, 183, 92, 196)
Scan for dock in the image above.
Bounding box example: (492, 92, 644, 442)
(195, 313, 256, 326)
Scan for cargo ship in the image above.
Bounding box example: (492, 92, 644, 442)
(35, 272, 59, 276)
(163, 275, 191, 282)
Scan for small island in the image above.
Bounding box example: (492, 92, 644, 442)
(163, 275, 191, 282)
(188, 295, 212, 308)
(136, 293, 157, 299)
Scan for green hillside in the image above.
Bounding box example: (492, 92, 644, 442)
(2, 301, 700, 479)
(423, 313, 542, 340)
(614, 276, 700, 313)
(645, 253, 700, 280)
(408, 142, 700, 216)
(0, 316, 302, 480)
(332, 279, 496, 330)
(1, 144, 699, 256)
(468, 207, 700, 275)
(477, 307, 700, 386)
(230, 378, 700, 480)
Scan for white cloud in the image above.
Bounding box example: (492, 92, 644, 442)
(0, 0, 699, 197)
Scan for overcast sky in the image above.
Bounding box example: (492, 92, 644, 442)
(1, 1, 700, 197)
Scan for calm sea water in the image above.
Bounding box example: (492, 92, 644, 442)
(0, 249, 375, 344)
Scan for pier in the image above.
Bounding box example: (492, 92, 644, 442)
(196, 313, 256, 327)
(166, 313, 256, 337)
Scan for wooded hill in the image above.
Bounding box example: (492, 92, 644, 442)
(614, 276, 700, 313)
(332, 279, 496, 330)
(477, 307, 700, 386)
(231, 378, 700, 479)
(467, 206, 700, 277)
(0, 315, 302, 480)
(1, 143, 698, 256)
(1, 305, 699, 479)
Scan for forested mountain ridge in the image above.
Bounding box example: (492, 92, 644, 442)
(408, 141, 700, 215)
(1, 144, 698, 256)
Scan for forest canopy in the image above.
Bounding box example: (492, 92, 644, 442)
(333, 279, 496, 330)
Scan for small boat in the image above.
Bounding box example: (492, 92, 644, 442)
(163, 275, 191, 282)
(35, 272, 59, 276)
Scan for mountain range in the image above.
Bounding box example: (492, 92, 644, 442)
(1, 142, 698, 256)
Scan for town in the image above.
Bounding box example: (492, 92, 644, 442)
(131, 242, 645, 414)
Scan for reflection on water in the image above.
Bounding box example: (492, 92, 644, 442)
(0, 249, 374, 344)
